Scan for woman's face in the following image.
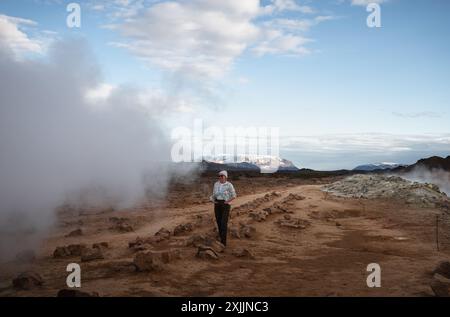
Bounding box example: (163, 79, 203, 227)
(219, 175, 226, 183)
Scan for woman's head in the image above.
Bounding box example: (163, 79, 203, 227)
(218, 170, 228, 183)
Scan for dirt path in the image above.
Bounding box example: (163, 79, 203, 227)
(1, 184, 449, 296)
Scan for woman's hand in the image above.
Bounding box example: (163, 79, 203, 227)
(225, 198, 235, 205)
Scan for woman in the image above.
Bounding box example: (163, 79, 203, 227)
(210, 170, 237, 246)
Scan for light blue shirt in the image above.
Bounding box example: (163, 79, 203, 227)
(211, 181, 237, 202)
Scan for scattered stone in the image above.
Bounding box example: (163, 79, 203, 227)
(287, 193, 305, 201)
(67, 244, 88, 256)
(239, 223, 256, 238)
(272, 203, 292, 214)
(430, 279, 450, 297)
(15, 250, 36, 263)
(263, 207, 272, 214)
(184, 234, 225, 253)
(155, 227, 171, 240)
(128, 237, 151, 251)
(129, 234, 171, 251)
(101, 260, 137, 274)
(173, 223, 193, 236)
(205, 238, 225, 253)
(433, 261, 450, 280)
(115, 223, 134, 233)
(92, 242, 109, 250)
(109, 217, 134, 233)
(134, 251, 165, 271)
(57, 289, 99, 297)
(196, 245, 219, 260)
(109, 216, 128, 224)
(229, 226, 241, 239)
(248, 210, 269, 222)
(276, 218, 310, 229)
(12, 272, 43, 290)
(232, 248, 255, 259)
(65, 228, 83, 237)
(53, 244, 87, 258)
(53, 246, 71, 258)
(160, 249, 183, 263)
(81, 247, 104, 262)
(233, 192, 281, 215)
(283, 214, 291, 220)
(185, 234, 207, 247)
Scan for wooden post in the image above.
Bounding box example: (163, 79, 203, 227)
(436, 214, 440, 252)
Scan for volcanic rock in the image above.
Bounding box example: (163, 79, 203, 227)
(81, 247, 104, 262)
(134, 251, 164, 271)
(276, 217, 310, 229)
(53, 244, 88, 258)
(433, 261, 450, 279)
(196, 245, 219, 260)
(173, 223, 193, 236)
(12, 272, 43, 290)
(92, 242, 109, 250)
(248, 210, 269, 222)
(57, 289, 99, 297)
(239, 223, 256, 238)
(65, 228, 83, 237)
(155, 227, 171, 240)
(232, 248, 255, 259)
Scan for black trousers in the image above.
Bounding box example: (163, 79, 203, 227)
(214, 201, 230, 246)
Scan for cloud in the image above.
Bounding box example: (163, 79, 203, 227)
(392, 111, 443, 119)
(282, 133, 450, 152)
(92, 4, 106, 11)
(350, 0, 387, 6)
(252, 15, 336, 56)
(86, 0, 146, 21)
(266, 16, 335, 32)
(106, 0, 331, 78)
(237, 76, 250, 84)
(85, 83, 117, 104)
(262, 0, 315, 15)
(253, 29, 312, 56)
(280, 133, 450, 170)
(0, 14, 43, 56)
(113, 0, 260, 78)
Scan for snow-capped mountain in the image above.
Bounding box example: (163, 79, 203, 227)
(353, 162, 405, 171)
(203, 155, 299, 172)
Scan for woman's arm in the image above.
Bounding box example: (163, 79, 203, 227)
(225, 183, 237, 204)
(225, 197, 235, 204)
(210, 182, 217, 202)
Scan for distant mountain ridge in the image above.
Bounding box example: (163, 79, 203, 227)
(201, 156, 300, 173)
(397, 155, 450, 173)
(353, 162, 405, 171)
(190, 155, 450, 174)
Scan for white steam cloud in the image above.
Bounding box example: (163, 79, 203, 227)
(0, 39, 185, 261)
(401, 167, 450, 196)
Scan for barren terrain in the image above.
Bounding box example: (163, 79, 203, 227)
(1, 174, 450, 297)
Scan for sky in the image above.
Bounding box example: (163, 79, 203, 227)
(0, 0, 449, 170)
